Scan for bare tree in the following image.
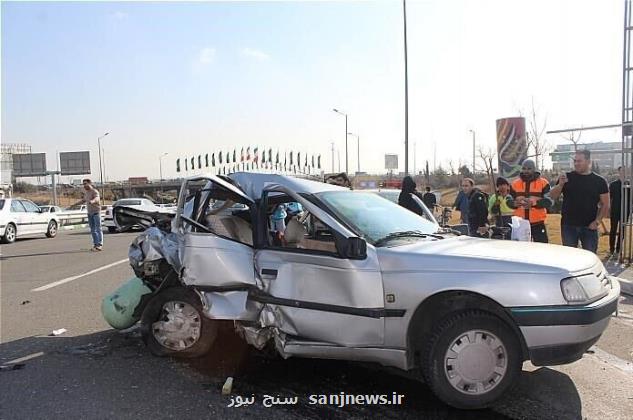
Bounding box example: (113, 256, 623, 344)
(562, 128, 582, 152)
(525, 97, 551, 169)
(478, 146, 497, 193)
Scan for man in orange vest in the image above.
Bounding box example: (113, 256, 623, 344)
(511, 159, 553, 243)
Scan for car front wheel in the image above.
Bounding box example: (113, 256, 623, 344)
(108, 226, 118, 233)
(141, 287, 217, 358)
(46, 220, 58, 238)
(421, 310, 522, 409)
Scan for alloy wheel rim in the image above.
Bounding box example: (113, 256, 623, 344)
(152, 300, 201, 351)
(6, 225, 15, 241)
(444, 329, 508, 395)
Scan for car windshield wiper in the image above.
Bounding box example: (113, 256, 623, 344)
(435, 227, 463, 236)
(373, 230, 443, 247)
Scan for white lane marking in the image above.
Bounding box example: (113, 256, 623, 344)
(5, 351, 45, 365)
(31, 258, 128, 292)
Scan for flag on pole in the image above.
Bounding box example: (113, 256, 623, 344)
(185, 158, 188, 171)
(212, 153, 216, 167)
(232, 149, 236, 163)
(290, 151, 293, 165)
(247, 147, 251, 161)
(241, 147, 245, 162)
(205, 154, 209, 167)
(262, 150, 266, 164)
(191, 157, 195, 170)
(176, 158, 181, 172)
(317, 155, 321, 169)
(311, 155, 315, 168)
(254, 147, 259, 164)
(268, 148, 272, 163)
(198, 155, 202, 169)
(219, 151, 223, 164)
(276, 150, 279, 164)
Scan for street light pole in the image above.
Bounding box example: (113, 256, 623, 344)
(159, 153, 168, 196)
(333, 109, 348, 173)
(403, 0, 409, 175)
(469, 129, 476, 175)
(331, 142, 335, 173)
(347, 132, 360, 173)
(97, 132, 109, 199)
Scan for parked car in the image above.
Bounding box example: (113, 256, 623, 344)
(39, 205, 63, 213)
(103, 173, 620, 410)
(0, 198, 60, 243)
(104, 198, 173, 233)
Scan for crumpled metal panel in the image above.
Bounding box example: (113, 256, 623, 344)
(180, 233, 255, 287)
(234, 324, 274, 350)
(128, 227, 183, 277)
(201, 291, 260, 320)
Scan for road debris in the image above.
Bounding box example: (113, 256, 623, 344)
(50, 328, 68, 336)
(0, 364, 25, 372)
(221, 377, 234, 396)
(21, 300, 31, 305)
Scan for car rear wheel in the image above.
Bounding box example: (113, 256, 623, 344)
(2, 223, 16, 244)
(108, 226, 118, 233)
(421, 310, 521, 409)
(46, 220, 58, 238)
(141, 287, 217, 358)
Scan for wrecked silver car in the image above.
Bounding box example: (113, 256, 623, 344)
(103, 172, 621, 409)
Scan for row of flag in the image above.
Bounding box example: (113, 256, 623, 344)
(176, 147, 321, 173)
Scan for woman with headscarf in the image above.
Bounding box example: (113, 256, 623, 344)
(398, 176, 425, 216)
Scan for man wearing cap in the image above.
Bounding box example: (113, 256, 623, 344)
(488, 177, 516, 239)
(510, 159, 553, 243)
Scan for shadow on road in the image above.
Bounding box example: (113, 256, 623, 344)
(0, 326, 582, 420)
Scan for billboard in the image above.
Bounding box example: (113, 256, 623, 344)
(496, 117, 528, 179)
(12, 153, 47, 177)
(385, 154, 398, 170)
(60, 151, 91, 175)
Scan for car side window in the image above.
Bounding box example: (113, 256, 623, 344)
(266, 196, 338, 255)
(21, 200, 41, 213)
(10, 201, 26, 212)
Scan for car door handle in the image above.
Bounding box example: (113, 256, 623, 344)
(261, 269, 278, 278)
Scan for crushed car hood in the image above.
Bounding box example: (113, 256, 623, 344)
(377, 236, 600, 275)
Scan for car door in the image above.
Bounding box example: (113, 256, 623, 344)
(253, 185, 385, 347)
(20, 200, 47, 233)
(174, 175, 258, 319)
(9, 200, 30, 235)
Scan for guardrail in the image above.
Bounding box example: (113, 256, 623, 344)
(56, 210, 106, 226)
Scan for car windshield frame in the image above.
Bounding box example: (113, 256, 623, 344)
(316, 190, 439, 246)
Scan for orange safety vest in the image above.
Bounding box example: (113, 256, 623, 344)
(511, 177, 549, 224)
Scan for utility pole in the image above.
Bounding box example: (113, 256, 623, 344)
(469, 130, 476, 175)
(333, 109, 348, 173)
(403, 0, 409, 175)
(331, 142, 335, 173)
(97, 132, 109, 199)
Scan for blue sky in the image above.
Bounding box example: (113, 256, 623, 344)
(1, 0, 623, 181)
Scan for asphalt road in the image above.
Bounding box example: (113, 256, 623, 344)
(1, 229, 632, 420)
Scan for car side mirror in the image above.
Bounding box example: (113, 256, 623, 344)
(339, 236, 367, 260)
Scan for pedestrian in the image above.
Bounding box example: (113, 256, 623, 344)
(398, 176, 425, 216)
(422, 186, 437, 210)
(452, 185, 470, 224)
(510, 159, 553, 243)
(461, 178, 489, 237)
(608, 166, 629, 254)
(488, 177, 515, 239)
(549, 150, 609, 253)
(270, 203, 287, 246)
(81, 179, 103, 251)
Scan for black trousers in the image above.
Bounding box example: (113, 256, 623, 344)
(610, 212, 620, 252)
(531, 222, 548, 243)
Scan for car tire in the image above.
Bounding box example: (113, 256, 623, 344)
(141, 287, 217, 358)
(1, 223, 16, 244)
(46, 220, 58, 238)
(108, 226, 118, 233)
(421, 310, 522, 409)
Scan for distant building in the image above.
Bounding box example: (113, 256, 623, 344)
(0, 143, 32, 184)
(550, 141, 621, 172)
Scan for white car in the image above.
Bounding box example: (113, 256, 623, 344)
(39, 205, 63, 213)
(0, 198, 60, 243)
(105, 198, 170, 233)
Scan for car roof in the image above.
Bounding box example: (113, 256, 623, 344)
(228, 172, 346, 199)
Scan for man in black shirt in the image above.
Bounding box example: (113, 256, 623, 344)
(549, 150, 610, 253)
(422, 186, 437, 210)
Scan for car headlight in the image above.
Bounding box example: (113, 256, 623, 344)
(560, 274, 609, 304)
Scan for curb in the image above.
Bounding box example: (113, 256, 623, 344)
(61, 224, 88, 231)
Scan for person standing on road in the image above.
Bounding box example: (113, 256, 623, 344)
(461, 178, 489, 237)
(609, 167, 629, 254)
(452, 185, 470, 224)
(398, 176, 425, 216)
(510, 159, 553, 243)
(488, 177, 515, 239)
(422, 186, 437, 210)
(549, 150, 609, 253)
(82, 179, 103, 251)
